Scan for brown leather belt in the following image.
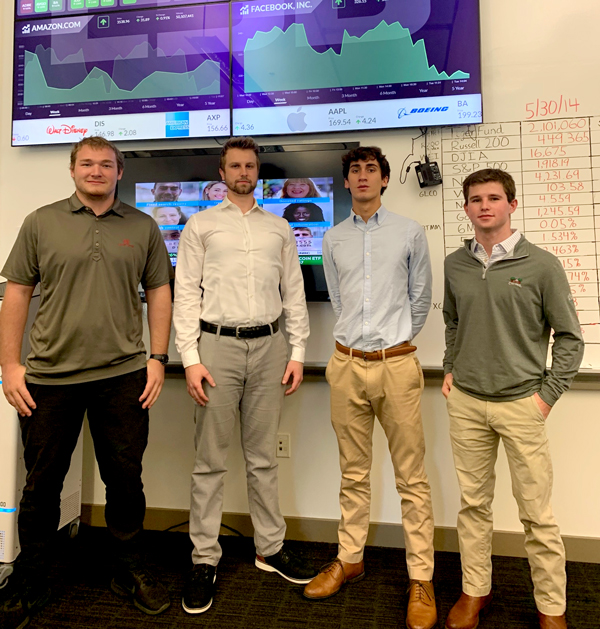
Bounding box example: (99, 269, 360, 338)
(335, 341, 416, 361)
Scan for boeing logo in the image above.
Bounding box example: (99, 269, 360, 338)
(400, 106, 450, 119)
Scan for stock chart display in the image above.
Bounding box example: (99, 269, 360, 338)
(232, 0, 482, 136)
(12, 1, 230, 145)
(11, 0, 483, 145)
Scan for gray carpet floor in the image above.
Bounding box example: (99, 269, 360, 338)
(21, 526, 600, 628)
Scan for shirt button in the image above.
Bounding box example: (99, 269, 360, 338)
(365, 298, 369, 302)
(366, 275, 370, 279)
(366, 252, 370, 256)
(95, 243, 99, 247)
(95, 230, 99, 234)
(365, 322, 369, 326)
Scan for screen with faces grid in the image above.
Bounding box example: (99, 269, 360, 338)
(135, 177, 334, 268)
(119, 143, 357, 301)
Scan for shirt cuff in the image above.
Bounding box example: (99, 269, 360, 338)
(181, 349, 201, 369)
(538, 386, 558, 407)
(290, 346, 305, 363)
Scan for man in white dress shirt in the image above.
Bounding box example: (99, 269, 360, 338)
(173, 137, 314, 614)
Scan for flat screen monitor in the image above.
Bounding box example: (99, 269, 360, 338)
(12, 1, 230, 146)
(118, 142, 358, 301)
(231, 0, 482, 136)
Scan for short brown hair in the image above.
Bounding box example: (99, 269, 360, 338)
(341, 146, 391, 195)
(463, 169, 516, 203)
(70, 136, 125, 173)
(219, 136, 260, 172)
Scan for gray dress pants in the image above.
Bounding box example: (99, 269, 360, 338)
(189, 329, 288, 565)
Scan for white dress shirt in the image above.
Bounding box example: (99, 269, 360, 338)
(173, 197, 309, 367)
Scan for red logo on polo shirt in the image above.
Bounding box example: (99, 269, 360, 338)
(119, 239, 134, 248)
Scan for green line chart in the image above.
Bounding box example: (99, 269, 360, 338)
(24, 51, 221, 105)
(243, 21, 470, 93)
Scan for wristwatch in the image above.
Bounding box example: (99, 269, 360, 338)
(149, 354, 169, 365)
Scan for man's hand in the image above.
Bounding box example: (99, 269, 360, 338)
(140, 359, 166, 409)
(533, 392, 552, 420)
(185, 363, 216, 406)
(441, 372, 453, 399)
(282, 360, 303, 396)
(1, 363, 36, 417)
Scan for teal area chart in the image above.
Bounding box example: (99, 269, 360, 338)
(13, 3, 230, 121)
(231, 0, 481, 111)
(24, 50, 220, 105)
(244, 21, 470, 94)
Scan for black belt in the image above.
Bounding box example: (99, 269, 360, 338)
(201, 319, 279, 339)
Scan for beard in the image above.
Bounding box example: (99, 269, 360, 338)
(227, 178, 257, 196)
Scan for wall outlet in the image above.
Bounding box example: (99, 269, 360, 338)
(276, 433, 291, 458)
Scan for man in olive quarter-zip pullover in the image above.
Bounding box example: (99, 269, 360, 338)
(442, 169, 583, 629)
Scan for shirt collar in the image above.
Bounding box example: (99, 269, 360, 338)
(352, 204, 388, 227)
(218, 195, 261, 214)
(69, 192, 124, 217)
(472, 229, 522, 256)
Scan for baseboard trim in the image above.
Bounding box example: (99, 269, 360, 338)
(81, 504, 599, 564)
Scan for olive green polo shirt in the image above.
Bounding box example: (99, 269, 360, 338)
(1, 194, 173, 384)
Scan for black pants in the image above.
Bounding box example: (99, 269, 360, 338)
(18, 368, 149, 572)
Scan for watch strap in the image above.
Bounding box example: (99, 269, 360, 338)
(149, 353, 169, 365)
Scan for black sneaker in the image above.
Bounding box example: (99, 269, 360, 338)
(255, 546, 317, 584)
(0, 572, 50, 629)
(111, 562, 170, 615)
(182, 564, 216, 614)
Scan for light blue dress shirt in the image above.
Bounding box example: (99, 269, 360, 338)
(322, 205, 432, 351)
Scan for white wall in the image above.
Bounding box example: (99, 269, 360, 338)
(1, 1, 599, 541)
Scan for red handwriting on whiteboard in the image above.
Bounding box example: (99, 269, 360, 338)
(525, 96, 581, 119)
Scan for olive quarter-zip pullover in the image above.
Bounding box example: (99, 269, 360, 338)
(443, 235, 584, 406)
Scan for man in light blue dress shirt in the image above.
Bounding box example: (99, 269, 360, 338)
(303, 147, 437, 629)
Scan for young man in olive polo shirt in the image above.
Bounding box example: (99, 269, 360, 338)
(0, 136, 173, 628)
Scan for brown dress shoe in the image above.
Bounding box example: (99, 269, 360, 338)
(406, 580, 437, 629)
(303, 558, 365, 600)
(445, 592, 492, 629)
(537, 612, 567, 628)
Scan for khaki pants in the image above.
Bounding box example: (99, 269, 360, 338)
(446, 385, 566, 616)
(327, 349, 435, 580)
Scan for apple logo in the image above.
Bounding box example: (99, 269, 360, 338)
(287, 107, 307, 132)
